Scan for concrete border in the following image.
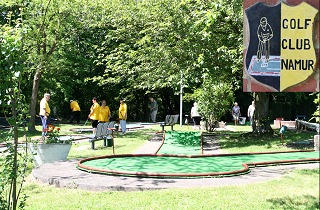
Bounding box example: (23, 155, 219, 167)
(31, 160, 319, 191)
(31, 131, 320, 191)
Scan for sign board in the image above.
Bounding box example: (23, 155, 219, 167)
(243, 1, 319, 92)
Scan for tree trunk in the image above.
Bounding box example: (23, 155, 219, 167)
(28, 67, 42, 131)
(253, 92, 273, 134)
(12, 98, 18, 210)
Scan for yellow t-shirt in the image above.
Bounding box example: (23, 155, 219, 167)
(99, 106, 110, 122)
(39, 98, 50, 116)
(70, 101, 81, 112)
(89, 102, 100, 120)
(118, 103, 127, 120)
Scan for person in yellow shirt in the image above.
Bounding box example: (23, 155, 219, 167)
(88, 97, 100, 134)
(99, 100, 111, 123)
(69, 100, 81, 124)
(118, 98, 127, 135)
(39, 93, 51, 136)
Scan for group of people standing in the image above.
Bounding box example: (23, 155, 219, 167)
(88, 97, 127, 135)
(39, 92, 257, 137)
(39, 93, 128, 136)
(39, 94, 159, 137)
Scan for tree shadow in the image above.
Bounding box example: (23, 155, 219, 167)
(267, 195, 319, 210)
(217, 130, 316, 150)
(286, 140, 314, 150)
(217, 131, 276, 149)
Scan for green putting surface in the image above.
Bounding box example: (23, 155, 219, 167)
(78, 131, 320, 177)
(158, 131, 201, 155)
(80, 151, 319, 175)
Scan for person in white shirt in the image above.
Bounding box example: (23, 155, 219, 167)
(247, 101, 255, 126)
(190, 102, 201, 130)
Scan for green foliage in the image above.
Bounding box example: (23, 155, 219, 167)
(169, 131, 201, 146)
(90, 0, 243, 119)
(2, 0, 244, 122)
(3, 0, 314, 125)
(0, 23, 26, 108)
(0, 140, 29, 209)
(310, 92, 320, 123)
(196, 75, 234, 131)
(37, 125, 72, 144)
(0, 6, 29, 209)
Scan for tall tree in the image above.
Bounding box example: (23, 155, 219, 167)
(93, 0, 243, 121)
(25, 0, 62, 130)
(0, 14, 28, 210)
(253, 92, 273, 133)
(182, 0, 243, 128)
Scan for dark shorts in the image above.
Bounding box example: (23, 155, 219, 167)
(91, 120, 99, 128)
(192, 116, 201, 125)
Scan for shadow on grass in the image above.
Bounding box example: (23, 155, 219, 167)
(217, 130, 316, 150)
(267, 195, 319, 210)
(0, 127, 42, 144)
(116, 129, 157, 140)
(295, 168, 319, 175)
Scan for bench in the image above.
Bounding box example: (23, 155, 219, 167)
(89, 121, 115, 149)
(160, 115, 179, 132)
(296, 119, 320, 132)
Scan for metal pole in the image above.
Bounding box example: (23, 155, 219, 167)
(180, 71, 183, 127)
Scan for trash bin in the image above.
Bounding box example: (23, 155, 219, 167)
(106, 136, 113, 147)
(239, 117, 246, 125)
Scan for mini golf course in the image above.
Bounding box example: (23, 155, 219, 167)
(70, 123, 144, 133)
(77, 131, 319, 178)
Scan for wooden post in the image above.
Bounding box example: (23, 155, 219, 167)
(314, 135, 319, 151)
(201, 132, 203, 155)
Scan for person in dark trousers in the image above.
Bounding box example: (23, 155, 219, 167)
(149, 97, 158, 122)
(190, 102, 201, 130)
(69, 100, 81, 124)
(88, 97, 100, 134)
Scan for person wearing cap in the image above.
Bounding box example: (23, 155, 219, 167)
(88, 97, 100, 134)
(69, 100, 81, 124)
(39, 93, 51, 136)
(118, 99, 127, 135)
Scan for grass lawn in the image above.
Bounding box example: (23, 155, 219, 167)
(218, 127, 316, 153)
(1, 122, 319, 209)
(24, 168, 319, 210)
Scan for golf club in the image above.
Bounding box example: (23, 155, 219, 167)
(79, 118, 90, 133)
